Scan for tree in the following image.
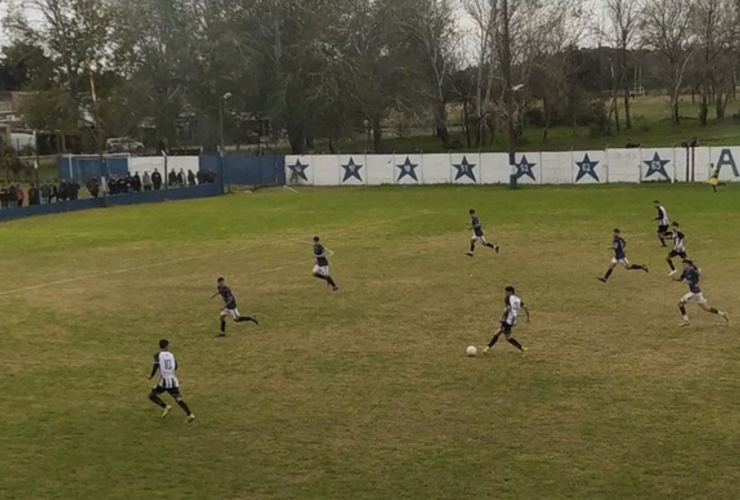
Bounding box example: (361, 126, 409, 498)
(692, 0, 737, 124)
(5, 0, 113, 151)
(641, 0, 695, 125)
(602, 0, 639, 130)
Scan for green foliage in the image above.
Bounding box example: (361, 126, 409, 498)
(587, 100, 611, 138)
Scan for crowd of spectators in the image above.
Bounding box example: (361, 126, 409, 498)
(0, 168, 218, 210)
(0, 180, 81, 208)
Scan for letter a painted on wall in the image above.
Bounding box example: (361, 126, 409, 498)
(715, 149, 740, 178)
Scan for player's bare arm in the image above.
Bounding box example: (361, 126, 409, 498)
(149, 362, 159, 380)
(523, 305, 531, 323)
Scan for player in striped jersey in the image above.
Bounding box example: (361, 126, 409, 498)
(665, 222, 688, 276)
(148, 339, 195, 423)
(654, 200, 669, 247)
(484, 286, 529, 355)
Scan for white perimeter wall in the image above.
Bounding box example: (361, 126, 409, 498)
(286, 147, 740, 186)
(128, 157, 200, 176)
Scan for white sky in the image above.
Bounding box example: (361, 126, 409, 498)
(0, 0, 609, 47)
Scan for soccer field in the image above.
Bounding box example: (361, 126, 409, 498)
(1, 184, 739, 500)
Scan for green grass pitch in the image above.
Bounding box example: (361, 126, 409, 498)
(1, 184, 739, 500)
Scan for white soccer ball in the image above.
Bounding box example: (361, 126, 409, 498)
(466, 345, 478, 357)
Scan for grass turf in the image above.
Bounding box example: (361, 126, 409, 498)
(321, 94, 740, 154)
(1, 184, 739, 500)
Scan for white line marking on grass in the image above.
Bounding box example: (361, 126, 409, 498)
(0, 218, 396, 297)
(283, 186, 299, 194)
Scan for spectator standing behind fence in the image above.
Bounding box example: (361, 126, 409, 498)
(87, 177, 100, 198)
(168, 169, 177, 187)
(152, 169, 162, 190)
(187, 170, 196, 186)
(28, 184, 38, 206)
(143, 171, 152, 191)
(132, 172, 142, 192)
(40, 183, 50, 204)
(16, 184, 24, 207)
(0, 184, 8, 208)
(177, 169, 185, 187)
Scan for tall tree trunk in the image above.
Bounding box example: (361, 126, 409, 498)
(612, 93, 621, 132)
(699, 84, 709, 126)
(372, 115, 382, 153)
(287, 120, 305, 154)
(433, 101, 450, 146)
(501, 0, 515, 152)
(623, 88, 631, 130)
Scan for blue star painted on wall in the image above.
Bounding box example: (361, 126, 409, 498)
(514, 155, 537, 181)
(288, 159, 309, 182)
(396, 157, 419, 182)
(341, 157, 364, 183)
(453, 156, 477, 182)
(643, 152, 671, 180)
(575, 154, 600, 183)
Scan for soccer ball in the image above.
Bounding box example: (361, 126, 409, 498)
(466, 345, 477, 357)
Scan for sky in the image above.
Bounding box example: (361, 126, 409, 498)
(0, 0, 609, 48)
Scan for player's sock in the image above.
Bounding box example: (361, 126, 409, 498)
(469, 242, 475, 253)
(679, 306, 687, 316)
(220, 319, 226, 333)
(485, 242, 495, 249)
(237, 316, 259, 324)
(487, 334, 500, 348)
(507, 338, 523, 350)
(177, 400, 192, 416)
(667, 260, 675, 271)
(709, 308, 721, 315)
(327, 276, 337, 287)
(604, 269, 613, 281)
(149, 394, 167, 408)
(629, 265, 644, 271)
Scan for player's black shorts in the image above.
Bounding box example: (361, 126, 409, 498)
(501, 322, 513, 334)
(658, 224, 669, 234)
(668, 250, 687, 259)
(152, 385, 181, 397)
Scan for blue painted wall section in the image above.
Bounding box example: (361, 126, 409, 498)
(199, 154, 285, 186)
(0, 183, 223, 222)
(57, 156, 129, 183)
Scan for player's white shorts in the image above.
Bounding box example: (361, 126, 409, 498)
(611, 257, 630, 267)
(681, 292, 707, 304)
(220, 307, 240, 319)
(472, 234, 488, 244)
(313, 265, 329, 277)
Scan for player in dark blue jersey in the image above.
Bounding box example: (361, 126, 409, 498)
(466, 209, 499, 257)
(210, 277, 258, 336)
(673, 259, 729, 326)
(312, 236, 338, 291)
(598, 229, 649, 283)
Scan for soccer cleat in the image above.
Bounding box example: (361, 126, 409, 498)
(162, 405, 173, 419)
(680, 320, 691, 327)
(494, 245, 500, 254)
(597, 277, 607, 283)
(466, 252, 474, 258)
(332, 286, 339, 291)
(251, 317, 260, 325)
(721, 312, 730, 324)
(668, 270, 677, 277)
(483, 346, 490, 354)
(186, 414, 196, 424)
(521, 347, 529, 357)
(643, 265, 650, 274)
